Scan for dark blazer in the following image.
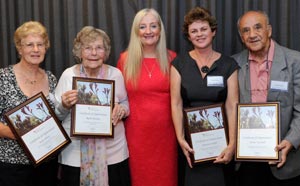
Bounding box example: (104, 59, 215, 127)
(232, 41, 300, 179)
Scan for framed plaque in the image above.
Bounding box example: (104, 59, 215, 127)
(236, 102, 280, 162)
(4, 92, 71, 167)
(71, 77, 115, 137)
(184, 103, 228, 165)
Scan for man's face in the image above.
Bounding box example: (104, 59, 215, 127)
(238, 11, 272, 54)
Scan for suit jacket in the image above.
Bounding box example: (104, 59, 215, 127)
(232, 41, 300, 180)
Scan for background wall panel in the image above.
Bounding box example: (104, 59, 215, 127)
(0, 0, 299, 78)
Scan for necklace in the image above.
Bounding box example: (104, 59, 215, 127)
(196, 50, 214, 74)
(143, 62, 155, 78)
(25, 79, 37, 85)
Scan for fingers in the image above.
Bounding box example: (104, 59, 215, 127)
(112, 104, 126, 125)
(62, 90, 78, 109)
(271, 140, 293, 168)
(214, 146, 234, 164)
(179, 140, 194, 168)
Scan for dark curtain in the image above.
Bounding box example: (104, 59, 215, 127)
(1, 0, 300, 78)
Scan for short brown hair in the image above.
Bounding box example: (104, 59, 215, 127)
(182, 7, 217, 40)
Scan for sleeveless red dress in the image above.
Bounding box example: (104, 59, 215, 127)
(117, 51, 178, 186)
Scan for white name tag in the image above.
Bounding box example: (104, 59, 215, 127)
(207, 76, 224, 87)
(270, 80, 288, 92)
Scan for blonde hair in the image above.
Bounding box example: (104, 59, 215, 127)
(124, 8, 170, 86)
(14, 21, 50, 52)
(73, 26, 111, 63)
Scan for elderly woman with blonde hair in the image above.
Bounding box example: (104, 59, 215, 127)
(0, 21, 58, 186)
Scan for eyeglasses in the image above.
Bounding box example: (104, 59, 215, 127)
(82, 45, 105, 54)
(21, 42, 45, 50)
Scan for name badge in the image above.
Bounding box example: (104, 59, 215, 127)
(207, 76, 224, 87)
(270, 80, 288, 92)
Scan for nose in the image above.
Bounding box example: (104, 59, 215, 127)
(91, 48, 97, 55)
(145, 26, 152, 34)
(33, 44, 40, 51)
(248, 28, 257, 38)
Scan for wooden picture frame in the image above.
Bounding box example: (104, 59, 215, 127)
(236, 102, 280, 162)
(4, 92, 71, 167)
(184, 103, 228, 165)
(71, 77, 115, 137)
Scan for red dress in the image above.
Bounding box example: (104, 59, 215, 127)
(117, 51, 178, 186)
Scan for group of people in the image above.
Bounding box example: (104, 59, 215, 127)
(0, 6, 299, 186)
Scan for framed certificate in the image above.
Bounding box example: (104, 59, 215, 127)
(71, 77, 115, 137)
(4, 92, 71, 167)
(184, 103, 228, 165)
(236, 102, 280, 162)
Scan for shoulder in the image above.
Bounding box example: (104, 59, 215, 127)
(107, 65, 124, 79)
(45, 70, 57, 89)
(0, 66, 13, 80)
(231, 49, 249, 67)
(172, 51, 190, 64)
(219, 55, 239, 66)
(275, 43, 300, 60)
(60, 65, 77, 78)
(45, 70, 57, 81)
(107, 65, 122, 75)
(117, 51, 128, 70)
(118, 51, 128, 62)
(168, 50, 177, 61)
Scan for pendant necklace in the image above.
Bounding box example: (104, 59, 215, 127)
(143, 62, 155, 78)
(197, 50, 214, 74)
(25, 79, 37, 85)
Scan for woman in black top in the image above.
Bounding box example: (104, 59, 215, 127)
(170, 7, 239, 186)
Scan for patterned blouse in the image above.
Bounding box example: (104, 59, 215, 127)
(0, 65, 57, 164)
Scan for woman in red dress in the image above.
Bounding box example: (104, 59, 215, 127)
(117, 8, 178, 186)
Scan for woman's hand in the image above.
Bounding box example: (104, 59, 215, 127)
(61, 90, 78, 109)
(112, 103, 127, 125)
(214, 144, 235, 164)
(178, 138, 194, 168)
(0, 122, 16, 140)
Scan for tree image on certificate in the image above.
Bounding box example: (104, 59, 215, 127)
(187, 107, 224, 133)
(77, 81, 112, 106)
(240, 106, 276, 129)
(8, 98, 51, 136)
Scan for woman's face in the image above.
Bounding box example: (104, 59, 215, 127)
(188, 20, 215, 49)
(81, 37, 106, 70)
(138, 13, 161, 47)
(19, 34, 46, 65)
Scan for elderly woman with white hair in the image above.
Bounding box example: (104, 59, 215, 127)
(55, 26, 130, 186)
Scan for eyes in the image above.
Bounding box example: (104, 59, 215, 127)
(82, 45, 105, 54)
(189, 26, 210, 34)
(240, 24, 265, 35)
(139, 23, 159, 30)
(21, 42, 45, 50)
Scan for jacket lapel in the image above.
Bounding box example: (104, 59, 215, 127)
(267, 42, 288, 101)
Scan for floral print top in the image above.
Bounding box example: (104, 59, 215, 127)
(0, 65, 57, 164)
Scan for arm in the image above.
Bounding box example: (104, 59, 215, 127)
(0, 122, 15, 139)
(170, 66, 194, 168)
(111, 68, 129, 125)
(54, 69, 76, 121)
(275, 56, 300, 168)
(215, 70, 239, 164)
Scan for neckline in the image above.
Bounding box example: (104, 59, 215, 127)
(189, 52, 222, 76)
(10, 65, 50, 98)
